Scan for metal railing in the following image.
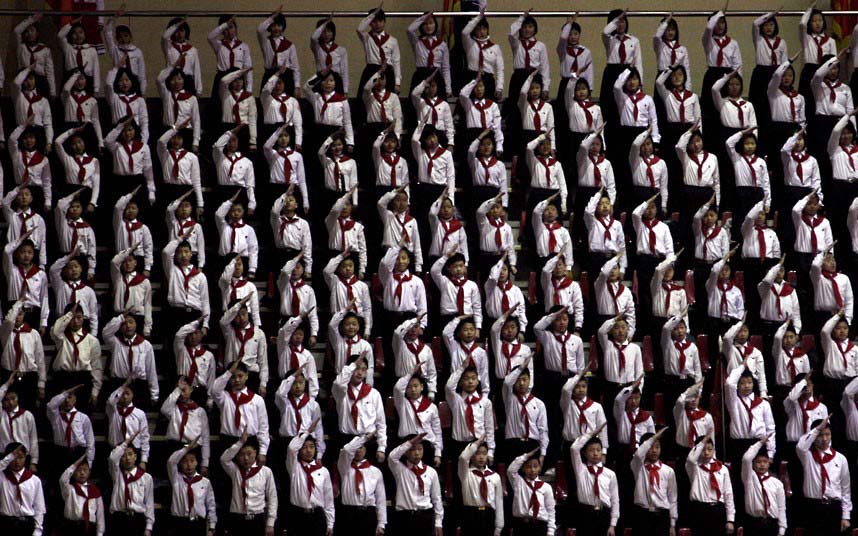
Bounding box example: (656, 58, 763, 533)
(2, 9, 858, 17)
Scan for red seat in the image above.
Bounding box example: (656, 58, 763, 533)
(553, 460, 569, 502)
(580, 272, 590, 304)
(566, 529, 577, 536)
(787, 270, 798, 287)
(779, 460, 792, 498)
(444, 460, 455, 499)
(678, 528, 691, 536)
(750, 335, 763, 351)
(653, 393, 666, 426)
(266, 271, 276, 298)
(671, 212, 680, 222)
(684, 269, 695, 305)
(374, 337, 385, 373)
(438, 401, 452, 428)
(496, 463, 509, 495)
(371, 273, 384, 302)
(801, 334, 815, 353)
(520, 210, 527, 236)
(771, 210, 779, 230)
(431, 336, 443, 372)
(384, 397, 395, 419)
(589, 335, 600, 372)
(737, 528, 743, 536)
(642, 336, 654, 373)
(721, 211, 732, 227)
(528, 271, 538, 305)
(624, 529, 633, 536)
(619, 211, 627, 227)
(697, 334, 711, 372)
(331, 466, 341, 498)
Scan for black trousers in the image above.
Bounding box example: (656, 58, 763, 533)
(803, 498, 844, 535)
(459, 505, 496, 536)
(688, 501, 727, 536)
(168, 515, 208, 536)
(59, 519, 98, 535)
(573, 504, 611, 536)
(288, 506, 327, 536)
(335, 505, 377, 536)
(510, 516, 548, 536)
(393, 508, 434, 536)
(744, 515, 780, 536)
(225, 513, 267, 535)
(632, 505, 671, 536)
(107, 512, 147, 535)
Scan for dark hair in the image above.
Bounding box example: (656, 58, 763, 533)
(419, 13, 437, 36)
(760, 15, 780, 37)
(112, 67, 142, 95)
(710, 11, 728, 35)
(548, 304, 567, 315)
(502, 315, 521, 335)
(444, 253, 467, 270)
(457, 365, 482, 393)
(520, 15, 538, 35)
(739, 370, 761, 395)
(528, 73, 544, 91)
(735, 132, 758, 155)
(67, 22, 88, 43)
(667, 65, 688, 90)
(233, 362, 249, 374)
(115, 24, 132, 36)
(419, 124, 440, 146)
(271, 14, 287, 30)
(346, 353, 368, 367)
(474, 17, 490, 33)
(608, 9, 628, 33)
(371, 9, 386, 22)
(810, 418, 829, 430)
(662, 17, 679, 41)
(407, 374, 429, 395)
(569, 21, 582, 34)
(243, 436, 260, 452)
(339, 311, 366, 336)
(720, 73, 744, 98)
(806, 9, 827, 34)
(584, 436, 603, 450)
(67, 67, 94, 94)
(218, 14, 235, 26)
(167, 67, 196, 96)
(167, 17, 191, 38)
(454, 317, 477, 339)
(640, 432, 656, 443)
(573, 76, 592, 97)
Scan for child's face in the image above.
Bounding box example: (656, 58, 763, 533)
(235, 307, 250, 327)
(523, 458, 541, 479)
(121, 124, 136, 142)
(421, 16, 437, 35)
(70, 136, 86, 155)
(168, 73, 184, 92)
(727, 77, 742, 98)
(289, 374, 307, 398)
(173, 26, 187, 41)
(122, 316, 138, 337)
(290, 328, 305, 347)
(73, 462, 91, 483)
(568, 28, 580, 45)
(703, 210, 717, 227)
(23, 25, 38, 43)
(804, 197, 820, 215)
(70, 26, 86, 44)
(742, 137, 756, 156)
(473, 445, 489, 467)
(439, 199, 454, 220)
(626, 392, 641, 410)
(1, 392, 17, 412)
(834, 321, 850, 341)
(542, 205, 558, 223)
(573, 380, 588, 400)
(615, 17, 628, 34)
(501, 320, 519, 342)
(498, 264, 510, 283)
(828, 63, 840, 80)
(672, 322, 687, 341)
(382, 137, 397, 153)
(584, 443, 603, 464)
(406, 377, 424, 400)
(738, 376, 754, 397)
(461, 370, 479, 393)
(448, 260, 466, 279)
(17, 188, 32, 207)
(473, 81, 485, 99)
(783, 68, 795, 87)
(761, 19, 776, 37)
(689, 134, 704, 154)
(116, 28, 132, 45)
(351, 361, 368, 384)
(641, 138, 654, 157)
(670, 69, 685, 89)
(644, 202, 658, 220)
(405, 442, 424, 465)
(175, 245, 192, 266)
(66, 260, 83, 280)
(814, 428, 832, 451)
(226, 136, 239, 153)
(394, 250, 410, 272)
(624, 74, 641, 93)
(459, 322, 477, 342)
(665, 266, 675, 280)
(646, 439, 662, 463)
(823, 255, 839, 273)
(810, 14, 824, 33)
(589, 137, 602, 157)
(783, 331, 797, 348)
(321, 75, 336, 93)
(122, 255, 138, 273)
(474, 25, 489, 39)
(277, 132, 291, 148)
(664, 25, 676, 41)
(299, 439, 317, 462)
(370, 17, 386, 34)
(552, 312, 569, 333)
(719, 264, 731, 281)
(514, 373, 530, 395)
(331, 139, 344, 156)
(714, 18, 727, 36)
(230, 369, 248, 391)
(179, 452, 198, 475)
(488, 203, 504, 219)
(185, 328, 203, 347)
(736, 325, 749, 343)
(118, 73, 132, 93)
(124, 202, 139, 221)
(22, 134, 36, 151)
(176, 200, 192, 220)
(270, 22, 284, 38)
(120, 447, 137, 470)
(686, 394, 700, 410)
(69, 311, 85, 331)
(528, 82, 542, 100)
(236, 445, 257, 470)
(338, 259, 355, 278)
(229, 204, 244, 221)
(229, 77, 245, 92)
(597, 197, 612, 217)
(479, 137, 493, 156)
(14, 245, 34, 266)
(575, 81, 589, 100)
(22, 75, 36, 92)
(231, 257, 245, 277)
(73, 76, 87, 91)
(392, 192, 408, 213)
(342, 317, 360, 338)
(610, 320, 628, 341)
(537, 139, 552, 156)
(701, 441, 715, 461)
(320, 26, 333, 42)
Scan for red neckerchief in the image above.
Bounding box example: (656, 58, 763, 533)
(351, 459, 371, 494)
(408, 462, 428, 494)
(369, 32, 391, 63)
(318, 41, 338, 69)
(72, 481, 101, 531)
(338, 274, 359, 303)
(646, 461, 662, 491)
(627, 407, 650, 446)
(121, 272, 147, 308)
(16, 265, 39, 298)
(612, 340, 628, 372)
(487, 216, 505, 249)
(642, 155, 661, 188)
(169, 149, 188, 181)
(11, 323, 32, 371)
(220, 38, 243, 67)
(575, 99, 596, 127)
(392, 270, 412, 305)
(713, 35, 732, 67)
(742, 155, 759, 187)
(372, 89, 392, 123)
(380, 153, 401, 187)
(180, 265, 201, 291)
(588, 154, 604, 186)
(552, 276, 573, 305)
(407, 395, 432, 427)
(182, 473, 203, 515)
(799, 396, 822, 432)
(780, 86, 799, 121)
(543, 220, 562, 253)
(300, 460, 320, 496)
(737, 393, 765, 434)
(824, 79, 841, 103)
(19, 151, 45, 183)
(501, 341, 522, 376)
(70, 90, 92, 122)
(574, 397, 594, 429)
(791, 150, 809, 183)
(185, 344, 207, 383)
(268, 36, 293, 67)
(566, 44, 584, 71)
(394, 212, 414, 243)
(662, 37, 682, 64)
(117, 334, 144, 372)
(64, 328, 88, 367)
(123, 219, 143, 246)
(440, 218, 463, 249)
(769, 282, 794, 317)
(17, 210, 38, 237)
(424, 146, 446, 177)
(420, 36, 443, 67)
(171, 41, 193, 69)
(21, 91, 43, 118)
(170, 90, 194, 123)
(471, 467, 495, 503)
(176, 398, 199, 439)
(821, 270, 845, 309)
(422, 96, 442, 124)
(464, 392, 481, 435)
(762, 36, 782, 64)
(516, 392, 535, 438)
(588, 464, 605, 500)
(671, 89, 692, 123)
(801, 214, 824, 252)
(554, 331, 572, 373)
(642, 217, 661, 254)
(497, 279, 514, 311)
(233, 325, 255, 361)
(615, 33, 630, 64)
(524, 479, 544, 518)
(835, 339, 856, 370)
(337, 217, 356, 249)
(607, 282, 627, 314)
(227, 388, 254, 429)
(475, 38, 495, 69)
(118, 93, 139, 116)
(700, 224, 721, 261)
(450, 276, 469, 315)
(626, 89, 646, 122)
(811, 448, 837, 495)
(686, 408, 707, 445)
(728, 99, 747, 127)
(2, 466, 34, 504)
(529, 99, 546, 131)
(240, 464, 264, 503)
(288, 393, 311, 433)
(698, 460, 723, 500)
(319, 91, 348, 116)
(471, 98, 494, 128)
(121, 467, 146, 509)
(229, 278, 250, 303)
(690, 151, 710, 182)
(347, 383, 373, 428)
(537, 155, 557, 187)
